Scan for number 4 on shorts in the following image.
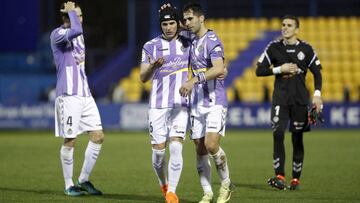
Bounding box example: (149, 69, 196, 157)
(67, 116, 73, 126)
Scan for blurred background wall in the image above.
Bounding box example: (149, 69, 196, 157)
(1, 0, 359, 129)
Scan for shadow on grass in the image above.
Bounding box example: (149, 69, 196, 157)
(0, 187, 62, 195)
(232, 182, 270, 191)
(100, 193, 197, 203)
(0, 187, 196, 203)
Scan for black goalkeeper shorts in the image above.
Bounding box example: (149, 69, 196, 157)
(271, 104, 310, 133)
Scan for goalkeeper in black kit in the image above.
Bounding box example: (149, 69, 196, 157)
(256, 15, 323, 190)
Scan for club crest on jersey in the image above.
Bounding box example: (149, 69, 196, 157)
(181, 46, 186, 52)
(67, 128, 73, 135)
(297, 51, 305, 60)
(197, 45, 204, 52)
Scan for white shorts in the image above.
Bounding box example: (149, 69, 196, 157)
(55, 95, 103, 138)
(148, 107, 189, 145)
(190, 105, 227, 140)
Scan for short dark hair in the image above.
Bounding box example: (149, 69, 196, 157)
(183, 2, 204, 17)
(282, 15, 300, 28)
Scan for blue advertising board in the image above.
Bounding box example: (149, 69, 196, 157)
(0, 103, 359, 130)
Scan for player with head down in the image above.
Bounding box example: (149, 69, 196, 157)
(140, 6, 191, 203)
(50, 1, 104, 197)
(178, 3, 233, 203)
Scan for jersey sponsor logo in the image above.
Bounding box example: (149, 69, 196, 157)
(158, 48, 169, 51)
(162, 57, 188, 68)
(297, 51, 305, 60)
(286, 49, 295, 53)
(293, 121, 305, 126)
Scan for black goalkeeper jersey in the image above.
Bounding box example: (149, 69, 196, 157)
(256, 38, 322, 105)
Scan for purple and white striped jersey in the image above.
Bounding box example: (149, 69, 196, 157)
(50, 10, 91, 97)
(189, 30, 227, 107)
(141, 36, 190, 108)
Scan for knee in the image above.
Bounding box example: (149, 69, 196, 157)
(90, 130, 105, 144)
(169, 141, 183, 157)
(204, 140, 219, 154)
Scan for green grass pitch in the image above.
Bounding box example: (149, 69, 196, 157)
(0, 129, 359, 203)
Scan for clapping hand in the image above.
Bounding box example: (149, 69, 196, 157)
(60, 1, 76, 13)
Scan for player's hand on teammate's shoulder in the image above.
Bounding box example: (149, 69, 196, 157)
(60, 1, 76, 13)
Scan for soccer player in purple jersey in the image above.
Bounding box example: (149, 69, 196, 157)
(50, 1, 104, 196)
(140, 6, 191, 203)
(179, 3, 233, 203)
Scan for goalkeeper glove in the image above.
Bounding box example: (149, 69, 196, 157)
(308, 105, 325, 126)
